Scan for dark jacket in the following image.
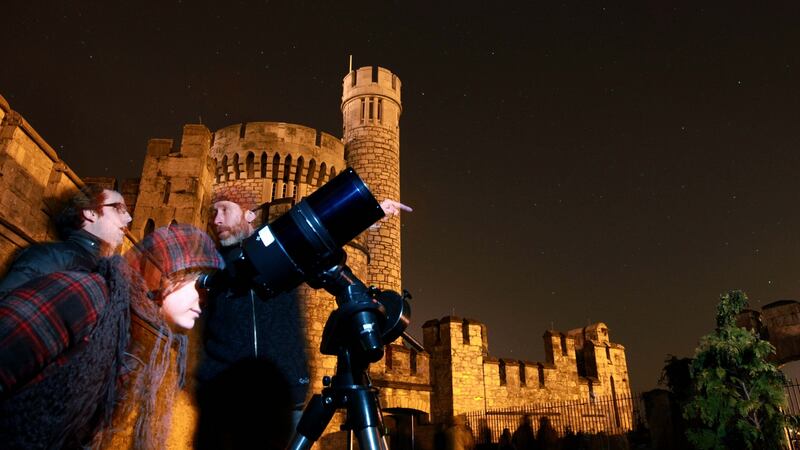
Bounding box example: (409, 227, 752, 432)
(197, 245, 310, 406)
(0, 229, 102, 298)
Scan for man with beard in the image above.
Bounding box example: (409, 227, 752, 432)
(195, 193, 311, 441)
(0, 185, 132, 298)
(195, 189, 411, 448)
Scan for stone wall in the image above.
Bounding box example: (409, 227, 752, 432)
(0, 94, 83, 273)
(738, 300, 800, 365)
(129, 125, 215, 240)
(210, 121, 344, 206)
(423, 316, 632, 428)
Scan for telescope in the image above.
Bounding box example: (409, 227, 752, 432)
(199, 168, 410, 450)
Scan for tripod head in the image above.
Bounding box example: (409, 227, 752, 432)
(308, 257, 410, 364)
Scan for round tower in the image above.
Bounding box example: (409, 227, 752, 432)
(341, 66, 403, 292)
(208, 121, 346, 213)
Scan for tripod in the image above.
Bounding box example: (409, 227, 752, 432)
(286, 263, 410, 450)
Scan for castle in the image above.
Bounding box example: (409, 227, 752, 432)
(0, 66, 632, 447)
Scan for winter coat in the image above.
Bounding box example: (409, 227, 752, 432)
(0, 229, 102, 298)
(197, 245, 310, 407)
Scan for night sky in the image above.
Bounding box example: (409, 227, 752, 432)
(4, 1, 800, 393)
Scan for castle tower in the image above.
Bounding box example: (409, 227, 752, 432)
(341, 66, 403, 292)
(208, 121, 345, 213)
(423, 317, 489, 423)
(567, 323, 632, 399)
(130, 124, 215, 239)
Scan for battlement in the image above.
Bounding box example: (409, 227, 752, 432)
(566, 322, 612, 347)
(341, 66, 402, 108)
(207, 121, 346, 204)
(422, 316, 489, 354)
(212, 122, 342, 153)
(424, 316, 631, 420)
(146, 138, 175, 157)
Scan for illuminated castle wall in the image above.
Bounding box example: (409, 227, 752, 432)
(0, 67, 633, 447)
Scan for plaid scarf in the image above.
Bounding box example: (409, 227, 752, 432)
(0, 257, 132, 449)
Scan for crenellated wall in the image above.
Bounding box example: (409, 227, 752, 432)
(209, 121, 345, 208)
(422, 316, 632, 426)
(369, 342, 432, 418)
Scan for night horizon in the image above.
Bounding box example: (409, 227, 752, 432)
(3, 1, 800, 395)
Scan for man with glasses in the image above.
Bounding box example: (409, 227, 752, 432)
(0, 185, 132, 297)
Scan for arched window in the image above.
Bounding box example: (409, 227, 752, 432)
(499, 360, 507, 386)
(306, 159, 317, 184)
(283, 155, 292, 183)
(519, 361, 527, 386)
(246, 152, 254, 179)
(260, 152, 268, 178)
(272, 154, 280, 180)
(222, 155, 229, 182)
(233, 153, 241, 180)
(329, 166, 336, 180)
(611, 375, 621, 426)
(294, 156, 304, 185)
(317, 162, 327, 186)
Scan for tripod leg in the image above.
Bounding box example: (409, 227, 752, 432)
(348, 388, 389, 450)
(357, 427, 388, 450)
(286, 393, 337, 450)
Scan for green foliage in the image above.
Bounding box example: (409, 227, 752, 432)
(683, 290, 789, 449)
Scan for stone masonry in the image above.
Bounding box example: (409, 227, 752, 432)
(423, 317, 632, 430)
(0, 65, 634, 447)
(342, 67, 403, 293)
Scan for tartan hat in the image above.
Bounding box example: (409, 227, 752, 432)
(127, 224, 224, 292)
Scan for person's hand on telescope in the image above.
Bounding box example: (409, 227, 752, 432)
(379, 199, 412, 218)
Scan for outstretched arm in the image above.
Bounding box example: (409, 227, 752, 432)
(370, 199, 413, 230)
(379, 199, 413, 218)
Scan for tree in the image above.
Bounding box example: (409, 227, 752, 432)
(683, 290, 788, 449)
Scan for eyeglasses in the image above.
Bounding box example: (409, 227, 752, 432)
(102, 202, 129, 214)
